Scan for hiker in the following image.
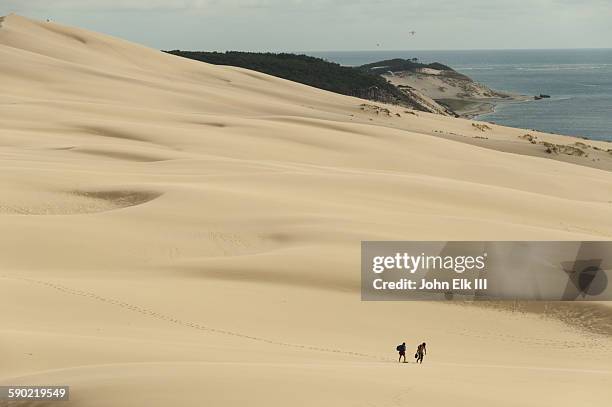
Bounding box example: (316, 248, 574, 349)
(415, 342, 426, 364)
(396, 342, 406, 363)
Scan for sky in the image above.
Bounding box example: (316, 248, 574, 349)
(2, 0, 611, 51)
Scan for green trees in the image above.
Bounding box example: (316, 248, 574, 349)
(165, 51, 418, 107)
(358, 58, 453, 75)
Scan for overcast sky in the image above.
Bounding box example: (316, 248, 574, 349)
(2, 1, 611, 51)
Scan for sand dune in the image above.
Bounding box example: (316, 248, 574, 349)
(1, 14, 611, 406)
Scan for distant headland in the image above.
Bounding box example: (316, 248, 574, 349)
(167, 51, 534, 118)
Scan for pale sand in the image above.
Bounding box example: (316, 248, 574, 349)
(384, 69, 533, 118)
(1, 14, 611, 407)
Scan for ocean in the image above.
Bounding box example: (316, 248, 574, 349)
(308, 49, 612, 142)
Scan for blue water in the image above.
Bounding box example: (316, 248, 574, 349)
(307, 49, 612, 141)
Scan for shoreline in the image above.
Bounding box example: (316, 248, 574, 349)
(464, 95, 612, 143)
(437, 93, 534, 119)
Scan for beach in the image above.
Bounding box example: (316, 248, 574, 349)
(1, 14, 612, 407)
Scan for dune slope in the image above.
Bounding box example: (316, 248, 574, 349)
(0, 14, 611, 407)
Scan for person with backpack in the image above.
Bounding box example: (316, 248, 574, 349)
(396, 342, 407, 363)
(415, 342, 427, 364)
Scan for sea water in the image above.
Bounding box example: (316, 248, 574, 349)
(308, 49, 612, 141)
